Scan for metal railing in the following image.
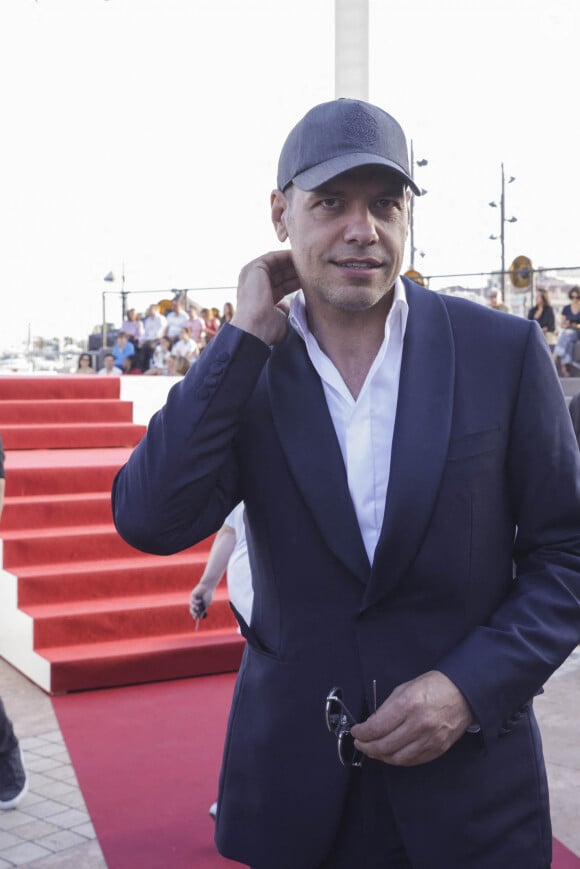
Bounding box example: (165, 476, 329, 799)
(97, 267, 580, 344)
(412, 266, 580, 319)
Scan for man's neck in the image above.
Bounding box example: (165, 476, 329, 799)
(306, 298, 391, 400)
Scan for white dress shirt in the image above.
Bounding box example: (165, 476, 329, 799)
(224, 503, 253, 626)
(289, 279, 408, 564)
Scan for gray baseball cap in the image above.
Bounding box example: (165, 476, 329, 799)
(277, 98, 421, 196)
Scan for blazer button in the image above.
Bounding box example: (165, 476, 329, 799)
(196, 388, 211, 400)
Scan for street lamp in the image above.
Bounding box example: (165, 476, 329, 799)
(409, 140, 428, 270)
(103, 264, 127, 322)
(488, 164, 517, 298)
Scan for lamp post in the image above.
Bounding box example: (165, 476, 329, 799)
(104, 264, 128, 323)
(102, 271, 115, 349)
(488, 163, 517, 299)
(409, 140, 428, 270)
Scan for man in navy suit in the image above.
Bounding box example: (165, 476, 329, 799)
(112, 99, 580, 868)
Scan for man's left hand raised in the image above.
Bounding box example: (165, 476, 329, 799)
(350, 670, 475, 767)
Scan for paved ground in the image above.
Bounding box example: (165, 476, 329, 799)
(0, 651, 579, 867)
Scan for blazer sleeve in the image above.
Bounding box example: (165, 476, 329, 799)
(111, 324, 270, 555)
(436, 323, 580, 740)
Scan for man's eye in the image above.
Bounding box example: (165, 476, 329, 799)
(376, 198, 396, 209)
(320, 198, 342, 208)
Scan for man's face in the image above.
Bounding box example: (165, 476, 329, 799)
(273, 165, 410, 315)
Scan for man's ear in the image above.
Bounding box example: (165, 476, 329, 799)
(271, 189, 289, 242)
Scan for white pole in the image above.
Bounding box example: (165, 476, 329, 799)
(335, 0, 369, 100)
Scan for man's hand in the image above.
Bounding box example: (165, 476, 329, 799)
(350, 671, 474, 767)
(231, 250, 301, 345)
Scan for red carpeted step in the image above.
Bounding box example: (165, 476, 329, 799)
(27, 587, 237, 647)
(17, 550, 212, 605)
(0, 376, 120, 400)
(2, 492, 113, 530)
(7, 463, 120, 496)
(3, 524, 163, 567)
(5, 447, 131, 496)
(1, 389, 241, 692)
(46, 631, 245, 692)
(0, 399, 135, 424)
(2, 422, 146, 450)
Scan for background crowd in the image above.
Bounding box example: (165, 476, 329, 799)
(76, 298, 235, 377)
(75, 286, 580, 379)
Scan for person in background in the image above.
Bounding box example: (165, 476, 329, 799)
(189, 502, 252, 822)
(144, 335, 173, 376)
(138, 303, 167, 372)
(75, 353, 96, 375)
(190, 502, 253, 634)
(98, 352, 122, 376)
(527, 289, 556, 349)
(187, 305, 206, 348)
(165, 299, 190, 341)
(112, 98, 580, 868)
(489, 288, 509, 312)
(172, 326, 200, 362)
(0, 434, 28, 811)
(112, 332, 136, 373)
(121, 308, 144, 344)
(553, 286, 580, 377)
(221, 302, 235, 326)
(166, 354, 191, 377)
(202, 307, 221, 344)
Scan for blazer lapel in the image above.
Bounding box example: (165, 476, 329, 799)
(363, 281, 455, 609)
(268, 328, 370, 583)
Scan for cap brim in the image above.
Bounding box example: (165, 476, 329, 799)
(290, 152, 422, 196)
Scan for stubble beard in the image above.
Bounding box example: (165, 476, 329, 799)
(314, 277, 396, 315)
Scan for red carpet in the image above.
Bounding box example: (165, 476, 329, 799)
(556, 840, 580, 869)
(53, 673, 238, 868)
(52, 674, 580, 869)
(1, 377, 243, 692)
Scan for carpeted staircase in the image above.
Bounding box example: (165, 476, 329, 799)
(0, 376, 244, 693)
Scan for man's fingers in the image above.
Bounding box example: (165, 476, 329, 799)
(350, 671, 474, 767)
(353, 714, 458, 766)
(357, 736, 443, 767)
(256, 252, 301, 300)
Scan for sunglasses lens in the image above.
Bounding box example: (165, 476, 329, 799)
(338, 731, 362, 767)
(326, 686, 364, 767)
(325, 692, 343, 734)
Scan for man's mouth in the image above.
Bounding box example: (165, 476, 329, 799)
(334, 258, 382, 270)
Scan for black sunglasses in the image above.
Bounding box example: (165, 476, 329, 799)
(325, 687, 363, 767)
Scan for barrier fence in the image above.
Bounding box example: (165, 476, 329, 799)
(96, 266, 580, 348)
(406, 265, 580, 319)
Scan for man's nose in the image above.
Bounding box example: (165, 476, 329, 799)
(342, 205, 379, 245)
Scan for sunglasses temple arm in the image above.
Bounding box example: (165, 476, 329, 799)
(334, 697, 360, 727)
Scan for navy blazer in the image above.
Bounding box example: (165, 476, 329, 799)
(113, 280, 580, 868)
